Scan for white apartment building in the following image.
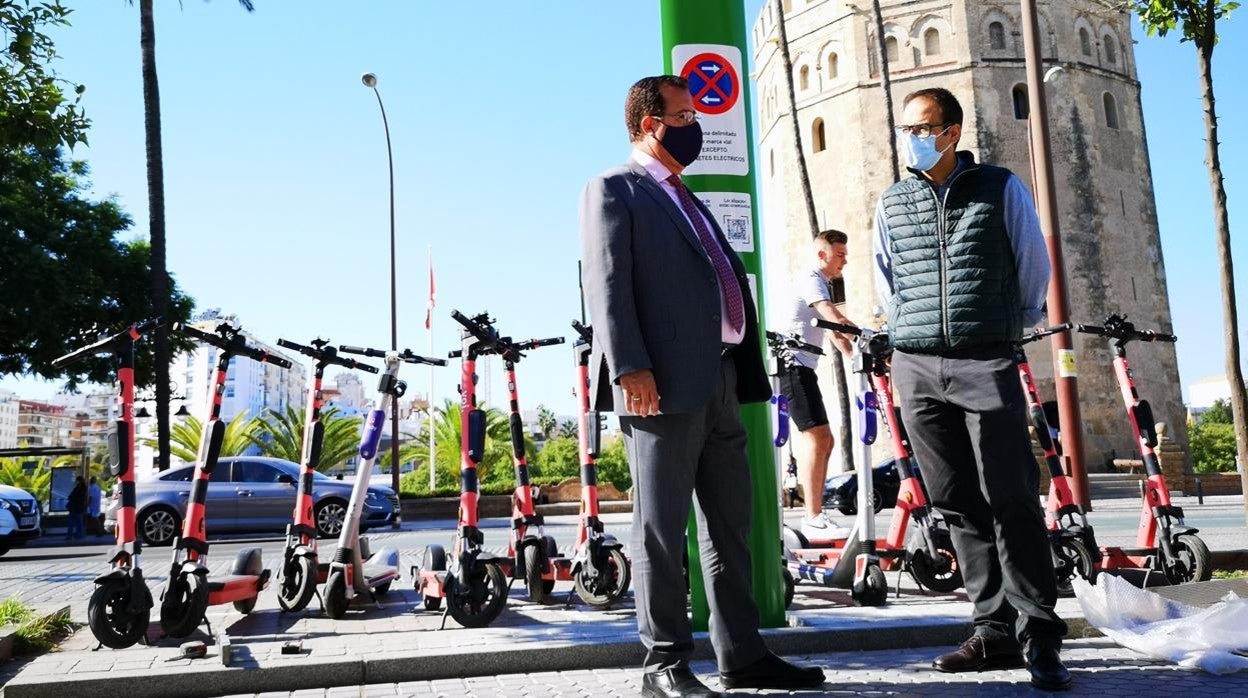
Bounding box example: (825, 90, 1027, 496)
(0, 389, 18, 449)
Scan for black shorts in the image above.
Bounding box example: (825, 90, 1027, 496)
(779, 365, 828, 431)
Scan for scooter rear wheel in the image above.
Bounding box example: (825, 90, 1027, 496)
(1053, 537, 1095, 597)
(446, 562, 507, 628)
(277, 555, 318, 612)
(1165, 534, 1213, 584)
(324, 569, 349, 619)
(541, 536, 559, 595)
(89, 578, 149, 649)
(573, 548, 630, 609)
(159, 572, 207, 638)
(523, 543, 545, 603)
(782, 564, 796, 609)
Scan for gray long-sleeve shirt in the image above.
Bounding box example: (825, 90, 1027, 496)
(873, 163, 1051, 329)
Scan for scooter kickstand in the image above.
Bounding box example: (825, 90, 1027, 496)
(201, 615, 214, 641)
(438, 605, 450, 631)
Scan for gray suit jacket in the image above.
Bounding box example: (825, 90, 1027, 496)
(578, 159, 770, 414)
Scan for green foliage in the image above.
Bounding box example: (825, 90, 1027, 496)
(556, 418, 577, 439)
(0, 0, 88, 151)
(0, 596, 75, 654)
(1189, 420, 1238, 472)
(0, 457, 52, 503)
(142, 412, 263, 464)
(1213, 569, 1246, 579)
(0, 146, 194, 387)
(398, 473, 569, 499)
(248, 405, 363, 472)
(535, 436, 580, 481)
(595, 435, 631, 492)
(1132, 0, 1240, 45)
(536, 404, 557, 440)
(1201, 398, 1234, 424)
(395, 400, 535, 494)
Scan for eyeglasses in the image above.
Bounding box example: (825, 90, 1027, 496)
(654, 110, 700, 127)
(895, 123, 951, 138)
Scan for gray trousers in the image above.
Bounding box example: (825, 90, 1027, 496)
(892, 346, 1067, 645)
(620, 357, 767, 673)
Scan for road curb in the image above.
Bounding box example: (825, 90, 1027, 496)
(0, 613, 1104, 698)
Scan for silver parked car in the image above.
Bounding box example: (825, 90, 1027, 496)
(105, 457, 399, 547)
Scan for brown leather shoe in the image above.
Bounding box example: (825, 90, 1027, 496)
(933, 636, 1025, 673)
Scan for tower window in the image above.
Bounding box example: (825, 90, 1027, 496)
(1104, 92, 1120, 129)
(924, 28, 942, 56)
(827, 52, 839, 79)
(1013, 84, 1029, 120)
(989, 22, 1006, 50)
(812, 118, 826, 153)
(1104, 35, 1118, 64)
(1079, 27, 1092, 56)
(799, 64, 810, 91)
(885, 35, 900, 62)
(769, 149, 775, 177)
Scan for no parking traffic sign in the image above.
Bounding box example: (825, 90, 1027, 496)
(672, 44, 748, 177)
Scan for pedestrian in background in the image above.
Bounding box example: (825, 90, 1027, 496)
(87, 476, 103, 535)
(66, 476, 87, 541)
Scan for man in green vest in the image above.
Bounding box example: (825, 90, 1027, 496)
(873, 87, 1070, 691)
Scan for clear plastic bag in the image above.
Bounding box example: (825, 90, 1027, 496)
(1074, 575, 1248, 674)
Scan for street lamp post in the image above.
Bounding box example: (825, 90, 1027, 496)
(1019, 2, 1091, 508)
(362, 72, 402, 528)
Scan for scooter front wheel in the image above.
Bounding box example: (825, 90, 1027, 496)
(910, 529, 963, 594)
(159, 572, 207, 638)
(523, 543, 545, 604)
(573, 548, 631, 609)
(852, 564, 888, 607)
(446, 562, 507, 628)
(277, 555, 318, 612)
(1053, 537, 1095, 597)
(323, 569, 349, 619)
(88, 578, 149, 649)
(1164, 534, 1213, 584)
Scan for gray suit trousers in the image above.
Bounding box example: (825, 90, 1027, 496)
(620, 357, 767, 673)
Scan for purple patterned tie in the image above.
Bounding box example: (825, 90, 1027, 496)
(666, 174, 745, 334)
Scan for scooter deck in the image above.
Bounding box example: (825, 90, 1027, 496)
(207, 573, 267, 605)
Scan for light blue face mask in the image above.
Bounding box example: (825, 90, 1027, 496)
(901, 127, 952, 172)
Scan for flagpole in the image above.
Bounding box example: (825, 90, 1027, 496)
(427, 247, 436, 492)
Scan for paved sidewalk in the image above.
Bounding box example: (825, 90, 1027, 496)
(218, 637, 1248, 697)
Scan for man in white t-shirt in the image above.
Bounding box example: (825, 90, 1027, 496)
(779, 230, 858, 540)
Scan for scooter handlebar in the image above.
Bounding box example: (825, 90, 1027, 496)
(339, 345, 447, 367)
(810, 318, 863, 336)
(278, 338, 380, 373)
(571, 320, 593, 342)
(398, 350, 448, 367)
(53, 318, 162, 367)
(450, 309, 501, 346)
(1020, 322, 1073, 345)
(1075, 320, 1177, 344)
(786, 337, 825, 356)
(516, 336, 566, 351)
(176, 322, 289, 367)
(338, 345, 386, 358)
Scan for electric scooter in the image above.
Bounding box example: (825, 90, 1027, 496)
(781, 323, 889, 606)
(320, 344, 445, 619)
(567, 320, 631, 608)
(1075, 314, 1212, 584)
(1013, 323, 1101, 595)
(158, 322, 290, 638)
(53, 319, 161, 649)
(414, 311, 511, 628)
(272, 338, 378, 613)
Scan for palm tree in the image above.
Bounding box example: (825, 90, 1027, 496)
(132, 0, 255, 471)
(143, 412, 263, 464)
(536, 405, 557, 439)
(556, 418, 577, 440)
(398, 399, 534, 491)
(247, 405, 364, 472)
(1132, 0, 1245, 521)
(772, 0, 854, 471)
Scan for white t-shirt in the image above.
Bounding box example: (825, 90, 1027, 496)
(784, 269, 835, 369)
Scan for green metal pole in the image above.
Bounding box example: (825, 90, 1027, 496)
(659, 0, 786, 631)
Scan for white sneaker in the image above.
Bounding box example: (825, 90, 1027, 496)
(800, 512, 850, 541)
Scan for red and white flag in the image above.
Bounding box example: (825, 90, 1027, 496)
(424, 253, 436, 330)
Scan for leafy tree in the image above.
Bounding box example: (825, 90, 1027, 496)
(556, 418, 578, 440)
(1201, 398, 1234, 424)
(394, 399, 534, 492)
(595, 435, 632, 493)
(247, 405, 363, 472)
(0, 0, 87, 151)
(0, 458, 52, 504)
(534, 436, 579, 481)
(1189, 420, 1237, 473)
(143, 412, 263, 464)
(1132, 0, 1244, 518)
(536, 405, 557, 440)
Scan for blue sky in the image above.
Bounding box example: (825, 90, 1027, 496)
(2, 0, 1244, 412)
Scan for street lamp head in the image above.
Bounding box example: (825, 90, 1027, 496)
(361, 72, 378, 88)
(1043, 66, 1066, 86)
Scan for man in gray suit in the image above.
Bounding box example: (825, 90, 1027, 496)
(580, 75, 825, 698)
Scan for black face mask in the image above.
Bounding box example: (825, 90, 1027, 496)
(655, 121, 703, 167)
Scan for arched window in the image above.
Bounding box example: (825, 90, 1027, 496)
(799, 64, 810, 91)
(989, 22, 1006, 50)
(1079, 27, 1092, 56)
(1012, 84, 1029, 120)
(769, 149, 775, 177)
(1104, 35, 1118, 64)
(812, 118, 826, 153)
(924, 28, 942, 56)
(827, 52, 839, 79)
(885, 35, 900, 62)
(1104, 92, 1120, 129)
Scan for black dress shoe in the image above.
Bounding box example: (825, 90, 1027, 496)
(1026, 643, 1072, 691)
(933, 636, 1025, 673)
(720, 651, 826, 690)
(641, 667, 723, 698)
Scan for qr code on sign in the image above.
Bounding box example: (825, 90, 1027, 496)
(723, 215, 750, 245)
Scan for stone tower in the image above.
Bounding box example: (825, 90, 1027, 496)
(752, 0, 1188, 472)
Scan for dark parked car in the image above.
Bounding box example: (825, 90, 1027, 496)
(824, 458, 926, 515)
(106, 457, 398, 547)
